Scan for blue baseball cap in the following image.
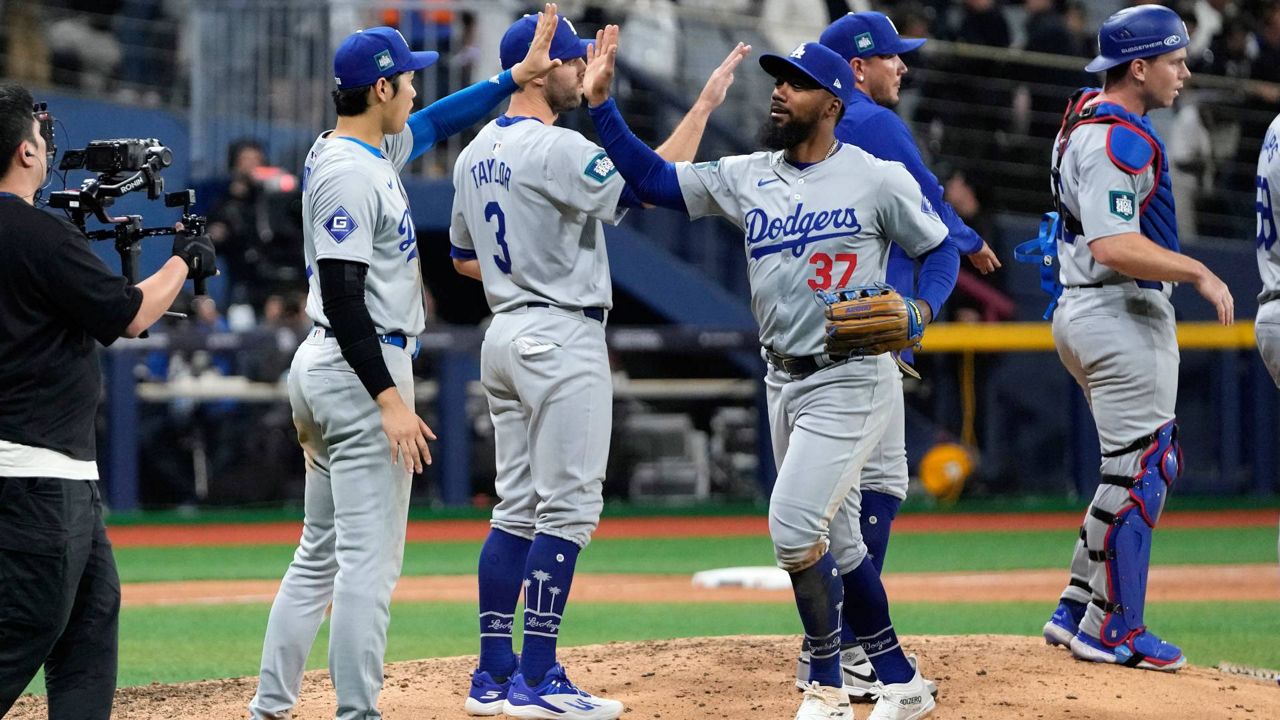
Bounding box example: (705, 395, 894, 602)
(1085, 5, 1189, 73)
(334, 27, 438, 88)
(759, 43, 855, 107)
(820, 12, 926, 61)
(499, 14, 591, 70)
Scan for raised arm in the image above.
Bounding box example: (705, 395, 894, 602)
(653, 43, 751, 162)
(407, 4, 563, 162)
(582, 24, 685, 210)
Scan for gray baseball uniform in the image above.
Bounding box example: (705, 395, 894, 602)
(1255, 115, 1280, 387)
(1050, 118, 1179, 642)
(674, 145, 946, 573)
(450, 116, 626, 547)
(250, 127, 422, 720)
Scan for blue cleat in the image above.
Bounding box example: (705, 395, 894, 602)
(1042, 601, 1082, 648)
(1070, 628, 1186, 672)
(503, 663, 623, 720)
(464, 669, 512, 716)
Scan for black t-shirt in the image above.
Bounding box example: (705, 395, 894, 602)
(0, 195, 143, 461)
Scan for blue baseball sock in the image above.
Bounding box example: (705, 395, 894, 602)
(841, 556, 914, 685)
(477, 528, 531, 678)
(789, 553, 844, 688)
(519, 534, 580, 684)
(860, 490, 902, 574)
(840, 492, 903, 648)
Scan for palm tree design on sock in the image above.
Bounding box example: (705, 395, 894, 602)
(548, 586, 562, 614)
(531, 570, 552, 613)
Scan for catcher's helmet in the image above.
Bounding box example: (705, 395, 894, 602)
(1085, 5, 1189, 73)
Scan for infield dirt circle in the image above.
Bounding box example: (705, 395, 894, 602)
(11, 635, 1280, 719)
(9, 511, 1279, 718)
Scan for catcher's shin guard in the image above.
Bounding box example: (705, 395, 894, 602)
(1079, 420, 1184, 670)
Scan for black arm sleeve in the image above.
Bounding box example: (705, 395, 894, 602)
(317, 258, 395, 399)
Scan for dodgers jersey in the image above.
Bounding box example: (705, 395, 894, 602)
(1053, 124, 1156, 288)
(675, 144, 947, 358)
(450, 116, 627, 313)
(301, 126, 425, 336)
(1257, 115, 1280, 302)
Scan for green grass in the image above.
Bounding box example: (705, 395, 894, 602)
(113, 526, 1279, 583)
(21, 599, 1280, 695)
(100, 495, 1280, 525)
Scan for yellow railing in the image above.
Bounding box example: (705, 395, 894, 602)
(918, 322, 1258, 353)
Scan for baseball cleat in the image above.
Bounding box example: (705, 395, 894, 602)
(1043, 601, 1081, 648)
(905, 655, 939, 701)
(1070, 629, 1186, 672)
(796, 646, 879, 702)
(867, 665, 936, 720)
(464, 669, 511, 716)
(502, 663, 623, 720)
(797, 648, 937, 703)
(795, 681, 853, 719)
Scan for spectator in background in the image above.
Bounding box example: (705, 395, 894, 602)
(1020, 0, 1091, 144)
(207, 138, 305, 311)
(46, 0, 123, 94)
(3, 1, 51, 86)
(1189, 0, 1236, 59)
(921, 0, 1012, 162)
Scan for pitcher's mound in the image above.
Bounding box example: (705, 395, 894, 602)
(10, 635, 1278, 719)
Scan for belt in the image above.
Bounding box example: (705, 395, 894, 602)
(764, 348, 851, 380)
(1068, 280, 1163, 291)
(526, 302, 606, 322)
(317, 326, 419, 357)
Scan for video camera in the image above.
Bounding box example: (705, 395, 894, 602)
(48, 138, 210, 297)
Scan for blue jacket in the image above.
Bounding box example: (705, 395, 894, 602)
(836, 89, 982, 298)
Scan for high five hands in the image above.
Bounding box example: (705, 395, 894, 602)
(512, 4, 563, 87)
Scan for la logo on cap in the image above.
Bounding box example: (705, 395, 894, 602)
(790, 44, 806, 58)
(375, 50, 394, 71)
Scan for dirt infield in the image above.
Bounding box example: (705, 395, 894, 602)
(119, 563, 1280, 607)
(103, 508, 1280, 547)
(10, 635, 1279, 719)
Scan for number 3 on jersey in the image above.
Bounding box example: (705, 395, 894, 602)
(807, 252, 858, 290)
(486, 201, 513, 274)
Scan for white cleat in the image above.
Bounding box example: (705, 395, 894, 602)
(867, 666, 936, 720)
(795, 682, 853, 720)
(797, 648, 938, 703)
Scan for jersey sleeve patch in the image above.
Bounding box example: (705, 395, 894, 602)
(1106, 124, 1156, 175)
(1109, 190, 1137, 221)
(324, 206, 358, 243)
(583, 152, 618, 183)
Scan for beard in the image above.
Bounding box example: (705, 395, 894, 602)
(759, 112, 818, 151)
(547, 81, 583, 115)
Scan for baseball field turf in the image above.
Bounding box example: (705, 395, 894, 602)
(19, 500, 1280, 697)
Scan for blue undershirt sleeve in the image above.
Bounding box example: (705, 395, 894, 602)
(587, 98, 686, 211)
(914, 238, 961, 318)
(852, 114, 984, 255)
(407, 70, 519, 163)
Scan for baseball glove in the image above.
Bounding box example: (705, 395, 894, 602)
(819, 283, 925, 356)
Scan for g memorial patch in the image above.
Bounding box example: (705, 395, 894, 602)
(584, 152, 617, 183)
(324, 206, 358, 243)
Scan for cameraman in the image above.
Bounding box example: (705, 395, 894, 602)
(0, 81, 215, 719)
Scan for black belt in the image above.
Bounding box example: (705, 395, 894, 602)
(317, 326, 413, 352)
(765, 349, 852, 380)
(526, 302, 605, 322)
(1068, 280, 1163, 291)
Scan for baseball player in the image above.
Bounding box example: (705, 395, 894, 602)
(450, 18, 748, 719)
(248, 11, 562, 720)
(586, 31, 958, 720)
(1256, 113, 1280, 386)
(786, 11, 1000, 701)
(1039, 5, 1233, 673)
